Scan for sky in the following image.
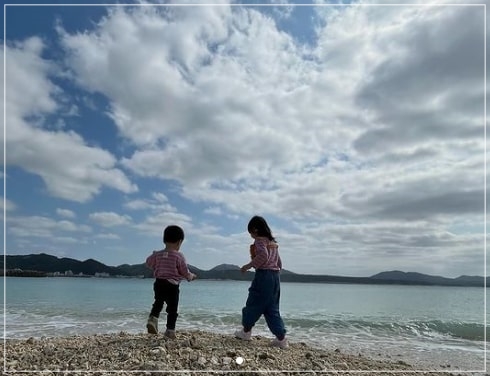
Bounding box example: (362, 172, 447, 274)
(2, 0, 487, 277)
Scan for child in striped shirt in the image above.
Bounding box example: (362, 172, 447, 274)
(146, 225, 196, 339)
(234, 216, 288, 348)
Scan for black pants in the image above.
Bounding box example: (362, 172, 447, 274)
(150, 279, 180, 330)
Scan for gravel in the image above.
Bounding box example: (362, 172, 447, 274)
(2, 330, 461, 375)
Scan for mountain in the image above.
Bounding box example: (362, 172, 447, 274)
(3, 253, 117, 275)
(114, 263, 153, 278)
(210, 264, 241, 272)
(2, 253, 487, 287)
(203, 264, 298, 279)
(454, 275, 485, 284)
(371, 271, 452, 285)
(370, 270, 487, 287)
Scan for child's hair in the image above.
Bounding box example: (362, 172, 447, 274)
(163, 225, 185, 243)
(247, 216, 276, 242)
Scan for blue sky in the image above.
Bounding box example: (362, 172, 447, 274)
(2, 0, 487, 277)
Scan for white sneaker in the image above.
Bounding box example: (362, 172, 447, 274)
(234, 329, 251, 341)
(146, 315, 158, 334)
(164, 329, 176, 339)
(271, 337, 288, 349)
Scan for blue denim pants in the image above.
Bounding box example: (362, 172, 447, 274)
(242, 269, 286, 339)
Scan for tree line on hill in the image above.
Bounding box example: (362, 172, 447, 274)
(1, 253, 487, 287)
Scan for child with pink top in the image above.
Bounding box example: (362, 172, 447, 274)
(235, 216, 288, 348)
(146, 225, 196, 339)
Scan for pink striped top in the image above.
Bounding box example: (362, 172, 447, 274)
(146, 249, 193, 285)
(250, 237, 282, 271)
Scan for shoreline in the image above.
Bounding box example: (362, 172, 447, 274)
(2, 274, 486, 288)
(1, 330, 465, 375)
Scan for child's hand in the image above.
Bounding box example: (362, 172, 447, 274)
(188, 273, 197, 281)
(240, 263, 252, 273)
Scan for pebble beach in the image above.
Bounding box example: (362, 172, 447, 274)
(1, 330, 467, 375)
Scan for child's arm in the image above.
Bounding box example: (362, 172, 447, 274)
(241, 239, 268, 272)
(250, 239, 269, 268)
(146, 252, 156, 270)
(177, 254, 197, 281)
(249, 244, 256, 259)
(240, 262, 253, 273)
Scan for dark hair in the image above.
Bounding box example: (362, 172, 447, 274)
(163, 225, 185, 243)
(247, 216, 276, 242)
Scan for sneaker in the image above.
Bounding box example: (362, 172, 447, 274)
(271, 337, 288, 349)
(234, 329, 251, 341)
(146, 316, 158, 334)
(164, 329, 176, 339)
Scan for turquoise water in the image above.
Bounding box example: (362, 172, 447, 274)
(1, 277, 487, 371)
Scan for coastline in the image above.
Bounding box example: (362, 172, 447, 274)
(2, 330, 463, 375)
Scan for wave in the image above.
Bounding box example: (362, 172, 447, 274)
(179, 312, 486, 342)
(419, 320, 485, 342)
(273, 317, 486, 342)
(2, 309, 486, 343)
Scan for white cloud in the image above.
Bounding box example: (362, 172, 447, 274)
(133, 210, 193, 236)
(61, 6, 332, 187)
(3, 37, 138, 203)
(58, 6, 231, 147)
(124, 199, 154, 211)
(204, 206, 223, 216)
(5, 4, 485, 277)
(89, 212, 132, 227)
(124, 191, 176, 212)
(56, 208, 76, 219)
(95, 233, 121, 240)
(53, 236, 80, 244)
(8, 215, 91, 239)
(1, 199, 16, 212)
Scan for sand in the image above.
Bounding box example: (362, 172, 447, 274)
(2, 330, 464, 375)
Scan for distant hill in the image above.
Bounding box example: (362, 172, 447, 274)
(2, 253, 117, 275)
(370, 271, 487, 287)
(370, 271, 455, 285)
(1, 253, 487, 287)
(114, 263, 153, 278)
(210, 264, 240, 272)
(454, 275, 485, 284)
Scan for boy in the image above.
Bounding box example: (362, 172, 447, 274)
(146, 225, 196, 339)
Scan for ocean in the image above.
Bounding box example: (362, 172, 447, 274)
(1, 277, 487, 372)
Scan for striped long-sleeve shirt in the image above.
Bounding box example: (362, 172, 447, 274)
(250, 237, 282, 271)
(146, 249, 193, 285)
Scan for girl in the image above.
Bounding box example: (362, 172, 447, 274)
(234, 216, 288, 348)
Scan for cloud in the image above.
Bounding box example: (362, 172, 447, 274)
(1, 199, 16, 212)
(133, 210, 193, 236)
(124, 192, 177, 212)
(56, 208, 76, 219)
(89, 212, 132, 227)
(95, 233, 121, 240)
(353, 4, 484, 156)
(61, 6, 484, 227)
(276, 219, 484, 276)
(3, 37, 138, 203)
(58, 6, 231, 146)
(60, 7, 333, 187)
(4, 3, 485, 277)
(8, 215, 91, 239)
